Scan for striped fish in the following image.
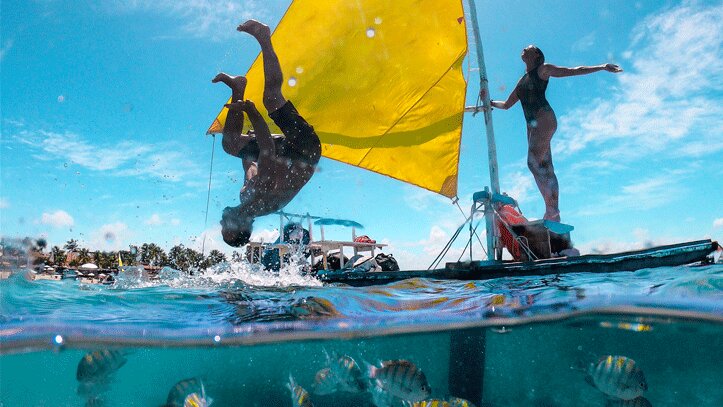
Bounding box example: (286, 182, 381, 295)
(404, 399, 451, 407)
(404, 398, 476, 407)
(605, 396, 653, 407)
(287, 375, 314, 407)
(165, 378, 205, 407)
(183, 383, 212, 407)
(370, 383, 407, 407)
(367, 359, 431, 402)
(448, 397, 476, 407)
(311, 367, 337, 395)
(76, 349, 128, 383)
(587, 355, 648, 400)
(326, 351, 367, 393)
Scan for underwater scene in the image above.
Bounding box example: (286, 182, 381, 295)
(1, 263, 722, 406)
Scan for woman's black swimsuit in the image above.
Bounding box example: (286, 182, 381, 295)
(516, 65, 552, 124)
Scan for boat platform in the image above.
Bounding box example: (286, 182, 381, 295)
(318, 239, 718, 286)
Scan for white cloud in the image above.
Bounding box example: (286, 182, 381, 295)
(40, 210, 74, 228)
(576, 174, 680, 216)
(0, 198, 9, 209)
(555, 2, 723, 160)
(501, 171, 535, 205)
(145, 214, 163, 226)
(110, 0, 273, 41)
(91, 222, 131, 251)
(13, 129, 204, 183)
(402, 186, 449, 212)
(0, 38, 13, 61)
(576, 234, 678, 255)
(714, 218, 723, 228)
(383, 225, 485, 270)
(571, 31, 596, 52)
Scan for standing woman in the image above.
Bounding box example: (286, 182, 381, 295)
(490, 45, 622, 222)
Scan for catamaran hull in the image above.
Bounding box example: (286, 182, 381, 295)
(318, 240, 718, 287)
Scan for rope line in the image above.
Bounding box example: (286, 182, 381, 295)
(201, 135, 216, 256)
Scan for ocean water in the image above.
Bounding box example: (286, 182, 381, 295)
(1, 263, 722, 406)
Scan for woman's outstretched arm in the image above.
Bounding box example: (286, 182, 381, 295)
(538, 63, 622, 80)
(490, 87, 520, 110)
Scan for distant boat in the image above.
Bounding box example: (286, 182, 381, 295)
(61, 268, 78, 280)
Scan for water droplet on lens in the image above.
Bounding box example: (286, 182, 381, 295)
(374, 17, 382, 25)
(104, 232, 116, 242)
(57, 95, 65, 103)
(295, 66, 304, 74)
(366, 28, 375, 38)
(288, 77, 297, 87)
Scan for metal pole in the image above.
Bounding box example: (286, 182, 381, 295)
(467, 0, 500, 261)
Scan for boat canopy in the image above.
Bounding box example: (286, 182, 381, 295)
(208, 0, 468, 198)
(314, 218, 364, 228)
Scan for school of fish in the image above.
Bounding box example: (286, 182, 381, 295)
(73, 348, 654, 406)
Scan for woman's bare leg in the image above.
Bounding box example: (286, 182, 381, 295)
(237, 20, 286, 113)
(527, 110, 560, 222)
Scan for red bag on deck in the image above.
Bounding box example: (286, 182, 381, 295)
(496, 204, 527, 261)
(354, 235, 376, 244)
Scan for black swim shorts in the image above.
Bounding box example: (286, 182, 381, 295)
(269, 101, 321, 166)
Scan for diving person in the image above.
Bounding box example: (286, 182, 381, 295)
(490, 45, 622, 222)
(213, 20, 321, 247)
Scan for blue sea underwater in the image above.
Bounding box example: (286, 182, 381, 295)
(1, 260, 722, 406)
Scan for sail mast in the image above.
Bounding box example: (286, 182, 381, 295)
(466, 0, 501, 260)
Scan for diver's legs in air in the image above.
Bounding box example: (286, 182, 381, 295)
(237, 20, 286, 114)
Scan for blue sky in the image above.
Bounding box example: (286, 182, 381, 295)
(1, 0, 721, 269)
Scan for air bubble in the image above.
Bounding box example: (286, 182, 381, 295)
(213, 335, 221, 343)
(366, 28, 375, 38)
(529, 119, 538, 128)
(288, 77, 297, 87)
(57, 95, 65, 103)
(374, 17, 382, 25)
(295, 66, 304, 74)
(54, 335, 64, 345)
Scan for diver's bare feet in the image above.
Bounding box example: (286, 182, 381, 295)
(224, 100, 259, 116)
(212, 72, 247, 101)
(237, 20, 271, 40)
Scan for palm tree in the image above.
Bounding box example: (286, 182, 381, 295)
(169, 244, 189, 271)
(64, 239, 79, 253)
(184, 247, 204, 272)
(50, 246, 67, 266)
(204, 250, 227, 268)
(77, 248, 92, 265)
(141, 243, 167, 266)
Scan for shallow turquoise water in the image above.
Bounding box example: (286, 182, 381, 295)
(1, 263, 722, 406)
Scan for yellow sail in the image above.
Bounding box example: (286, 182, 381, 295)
(207, 0, 468, 197)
